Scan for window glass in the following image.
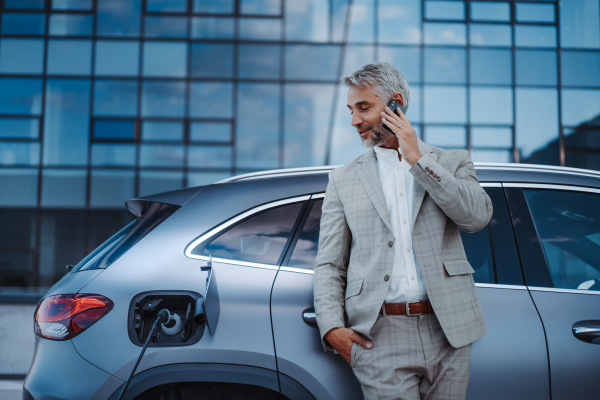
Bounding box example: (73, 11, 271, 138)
(424, 48, 466, 84)
(190, 43, 234, 78)
(460, 225, 495, 284)
(47, 40, 92, 75)
(143, 42, 187, 77)
(0, 209, 37, 248)
(515, 26, 556, 48)
(347, 0, 374, 44)
(560, 0, 600, 49)
(1, 13, 46, 35)
(144, 16, 188, 38)
(52, 0, 91, 10)
(97, 0, 141, 37)
(90, 170, 135, 208)
(190, 17, 235, 39)
(525, 190, 600, 290)
(95, 41, 139, 76)
(561, 89, 600, 127)
(0, 143, 40, 166)
(424, 23, 466, 45)
(0, 78, 42, 115)
(469, 49, 512, 85)
(193, 0, 234, 13)
(0, 118, 39, 139)
(561, 51, 600, 87)
(423, 86, 467, 124)
(470, 1, 510, 22)
(341, 45, 375, 77)
(49, 14, 93, 35)
(285, 45, 341, 80)
(425, 1, 464, 20)
(0, 169, 38, 207)
(469, 24, 511, 47)
(189, 82, 233, 118)
(471, 127, 512, 148)
(239, 18, 282, 40)
(190, 122, 232, 142)
(196, 202, 304, 265)
(138, 171, 183, 196)
(93, 80, 138, 116)
(238, 44, 281, 79)
(187, 172, 231, 187)
(187, 146, 232, 168)
(93, 120, 135, 140)
(147, 0, 187, 12)
(141, 81, 186, 117)
(285, 0, 329, 42)
(470, 87, 513, 125)
(516, 50, 557, 86)
(288, 200, 322, 270)
(142, 121, 184, 141)
(565, 129, 600, 150)
(516, 3, 554, 23)
(91, 144, 136, 166)
(516, 88, 559, 164)
(0, 39, 45, 74)
(0, 254, 34, 285)
(471, 149, 512, 163)
(407, 84, 422, 123)
(565, 149, 600, 170)
(140, 144, 185, 167)
(378, 47, 421, 83)
(424, 126, 466, 148)
(41, 169, 87, 208)
(241, 0, 281, 15)
(378, 0, 421, 44)
(4, 0, 45, 9)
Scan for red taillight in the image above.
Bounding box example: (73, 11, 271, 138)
(34, 294, 113, 340)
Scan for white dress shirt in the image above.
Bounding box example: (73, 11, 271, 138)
(373, 146, 428, 303)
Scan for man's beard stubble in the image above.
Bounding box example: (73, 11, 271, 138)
(358, 122, 395, 148)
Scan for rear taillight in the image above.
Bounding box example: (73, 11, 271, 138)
(34, 294, 113, 340)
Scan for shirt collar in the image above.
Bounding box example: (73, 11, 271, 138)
(374, 145, 402, 160)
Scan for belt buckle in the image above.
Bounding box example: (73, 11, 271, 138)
(406, 302, 423, 317)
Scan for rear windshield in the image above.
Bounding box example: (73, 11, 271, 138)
(73, 202, 179, 272)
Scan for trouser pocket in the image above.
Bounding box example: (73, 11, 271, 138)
(351, 341, 359, 368)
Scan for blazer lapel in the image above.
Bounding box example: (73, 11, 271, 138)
(356, 148, 393, 233)
(411, 139, 438, 227)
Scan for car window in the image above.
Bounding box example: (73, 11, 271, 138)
(287, 199, 323, 271)
(460, 226, 495, 284)
(525, 189, 600, 290)
(199, 202, 304, 266)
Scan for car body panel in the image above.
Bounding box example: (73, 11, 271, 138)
(45, 269, 104, 297)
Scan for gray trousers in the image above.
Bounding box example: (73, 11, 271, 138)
(350, 313, 471, 400)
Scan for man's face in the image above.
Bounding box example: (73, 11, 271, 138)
(347, 85, 394, 148)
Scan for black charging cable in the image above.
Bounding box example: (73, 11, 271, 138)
(117, 309, 170, 400)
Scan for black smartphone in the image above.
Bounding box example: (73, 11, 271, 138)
(384, 99, 407, 132)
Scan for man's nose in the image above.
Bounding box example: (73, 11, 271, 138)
(351, 112, 362, 127)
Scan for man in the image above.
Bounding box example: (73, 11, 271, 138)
(314, 62, 492, 400)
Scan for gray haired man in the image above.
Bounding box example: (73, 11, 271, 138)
(314, 62, 492, 399)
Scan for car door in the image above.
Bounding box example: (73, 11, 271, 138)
(271, 186, 550, 400)
(506, 184, 600, 400)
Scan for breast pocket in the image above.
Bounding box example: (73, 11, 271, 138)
(345, 279, 364, 299)
(443, 259, 475, 276)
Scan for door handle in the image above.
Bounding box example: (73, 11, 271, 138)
(302, 307, 318, 329)
(572, 320, 600, 344)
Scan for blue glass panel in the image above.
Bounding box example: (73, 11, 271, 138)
(285, 0, 329, 42)
(469, 87, 513, 124)
(144, 16, 188, 38)
(4, 0, 45, 9)
(561, 89, 600, 127)
(189, 82, 233, 118)
(407, 84, 422, 123)
(341, 45, 374, 77)
(190, 17, 235, 38)
(193, 0, 234, 14)
(187, 172, 231, 187)
(49, 14, 93, 35)
(516, 88, 559, 164)
(516, 3, 555, 23)
(332, 0, 351, 42)
(1, 13, 46, 35)
(378, 0, 421, 44)
(97, 0, 141, 37)
(238, 44, 281, 79)
(469, 24, 511, 47)
(0, 118, 39, 139)
(93, 80, 138, 116)
(91, 144, 136, 166)
(142, 121, 184, 141)
(0, 143, 40, 166)
(190, 43, 234, 78)
(239, 18, 282, 40)
(425, 126, 466, 148)
(95, 41, 139, 76)
(285, 45, 341, 80)
(425, 1, 465, 21)
(470, 2, 510, 22)
(140, 145, 184, 167)
(470, 49, 512, 85)
(138, 171, 183, 197)
(0, 39, 44, 74)
(560, 0, 600, 49)
(47, 40, 92, 75)
(236, 83, 279, 169)
(146, 0, 187, 12)
(43, 79, 90, 166)
(516, 50, 557, 86)
(0, 169, 38, 207)
(93, 120, 135, 140)
(188, 146, 232, 168)
(143, 42, 187, 77)
(348, 0, 374, 44)
(141, 81, 186, 117)
(424, 48, 466, 84)
(90, 169, 135, 208)
(52, 0, 92, 10)
(41, 169, 87, 207)
(561, 51, 600, 87)
(241, 0, 281, 15)
(423, 86, 467, 123)
(0, 78, 42, 115)
(564, 129, 600, 149)
(471, 127, 512, 147)
(190, 122, 232, 142)
(471, 149, 512, 163)
(424, 23, 466, 45)
(515, 26, 556, 48)
(378, 47, 421, 83)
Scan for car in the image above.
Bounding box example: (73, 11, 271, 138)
(24, 163, 600, 400)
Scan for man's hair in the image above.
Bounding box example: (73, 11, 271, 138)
(341, 62, 410, 109)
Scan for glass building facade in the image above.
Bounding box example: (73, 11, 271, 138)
(0, 0, 599, 293)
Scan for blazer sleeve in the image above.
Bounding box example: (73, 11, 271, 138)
(314, 171, 352, 351)
(409, 150, 493, 233)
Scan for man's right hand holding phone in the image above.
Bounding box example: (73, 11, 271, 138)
(325, 327, 373, 364)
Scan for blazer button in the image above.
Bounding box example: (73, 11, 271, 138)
(388, 241, 393, 247)
(384, 275, 389, 281)
(425, 167, 430, 172)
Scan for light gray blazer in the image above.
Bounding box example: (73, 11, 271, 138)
(314, 139, 492, 350)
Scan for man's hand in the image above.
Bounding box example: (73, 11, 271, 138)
(325, 327, 373, 364)
(381, 106, 422, 166)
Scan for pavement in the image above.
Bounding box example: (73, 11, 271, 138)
(0, 379, 23, 400)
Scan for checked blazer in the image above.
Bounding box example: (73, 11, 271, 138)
(314, 139, 492, 350)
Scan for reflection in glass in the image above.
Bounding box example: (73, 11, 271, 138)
(238, 44, 281, 79)
(348, 0, 374, 43)
(566, 152, 600, 170)
(93, 120, 135, 140)
(378, 47, 421, 83)
(425, 126, 466, 148)
(425, 1, 464, 21)
(471, 127, 512, 147)
(407, 84, 421, 123)
(378, 0, 421, 44)
(43, 79, 90, 166)
(188, 146, 232, 168)
(424, 23, 466, 45)
(95, 41, 139, 76)
(90, 170, 135, 208)
(284, 83, 334, 167)
(471, 150, 512, 163)
(1, 13, 46, 35)
(52, 0, 91, 10)
(47, 40, 92, 75)
(285, 45, 341, 80)
(189, 82, 233, 118)
(515, 26, 556, 48)
(561, 89, 600, 127)
(0, 209, 37, 248)
(187, 172, 231, 187)
(424, 48, 466, 84)
(516, 88, 559, 164)
(516, 3, 554, 23)
(143, 42, 187, 77)
(146, 0, 187, 12)
(97, 0, 141, 37)
(565, 129, 600, 150)
(342, 45, 375, 77)
(49, 14, 93, 35)
(4, 0, 45, 9)
(424, 86, 466, 124)
(91, 144, 136, 166)
(138, 170, 183, 197)
(285, 0, 329, 42)
(241, 0, 281, 15)
(470, 87, 513, 124)
(561, 51, 600, 87)
(470, 1, 510, 22)
(191, 43, 234, 78)
(560, 0, 600, 49)
(288, 199, 323, 270)
(0, 143, 40, 166)
(142, 121, 184, 141)
(141, 81, 186, 117)
(144, 16, 188, 38)
(193, 0, 234, 14)
(0, 78, 42, 115)
(140, 144, 184, 167)
(329, 85, 369, 164)
(239, 18, 282, 40)
(190, 122, 232, 142)
(515, 50, 557, 86)
(191, 17, 234, 39)
(332, 0, 351, 42)
(41, 169, 87, 208)
(0, 118, 39, 139)
(0, 169, 38, 207)
(236, 83, 279, 169)
(93, 80, 138, 116)
(0, 39, 45, 74)
(469, 49, 512, 85)
(469, 24, 511, 47)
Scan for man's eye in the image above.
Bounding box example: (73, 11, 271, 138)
(360, 107, 369, 111)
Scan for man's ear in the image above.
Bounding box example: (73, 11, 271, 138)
(392, 92, 404, 107)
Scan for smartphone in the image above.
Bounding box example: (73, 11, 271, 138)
(384, 99, 407, 132)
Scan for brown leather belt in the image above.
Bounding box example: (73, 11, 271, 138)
(379, 300, 433, 316)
